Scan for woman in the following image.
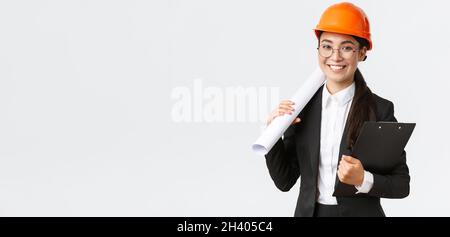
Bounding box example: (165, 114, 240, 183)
(265, 2, 410, 217)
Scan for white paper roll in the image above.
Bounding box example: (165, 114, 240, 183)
(252, 67, 326, 156)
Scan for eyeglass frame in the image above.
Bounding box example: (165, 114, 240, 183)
(316, 44, 362, 59)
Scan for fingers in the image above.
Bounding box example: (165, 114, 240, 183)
(266, 115, 274, 125)
(292, 118, 301, 124)
(342, 155, 358, 164)
(267, 100, 302, 125)
(338, 167, 346, 182)
(280, 100, 295, 106)
(266, 100, 297, 125)
(266, 109, 287, 125)
(279, 105, 295, 113)
(277, 108, 293, 116)
(338, 159, 351, 172)
(338, 160, 352, 183)
(279, 101, 295, 115)
(339, 156, 362, 177)
(337, 168, 344, 180)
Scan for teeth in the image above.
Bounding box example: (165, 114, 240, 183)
(329, 65, 345, 71)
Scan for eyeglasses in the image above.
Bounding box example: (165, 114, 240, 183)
(317, 44, 359, 59)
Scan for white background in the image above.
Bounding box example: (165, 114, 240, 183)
(0, 0, 449, 216)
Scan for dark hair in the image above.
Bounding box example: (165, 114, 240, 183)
(317, 31, 377, 149)
(347, 68, 377, 149)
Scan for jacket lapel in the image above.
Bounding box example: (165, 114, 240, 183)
(339, 117, 352, 161)
(333, 101, 358, 196)
(308, 87, 323, 179)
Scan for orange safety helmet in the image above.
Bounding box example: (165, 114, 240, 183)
(314, 2, 372, 50)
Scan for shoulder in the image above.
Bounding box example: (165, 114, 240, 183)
(373, 93, 393, 110)
(372, 93, 396, 122)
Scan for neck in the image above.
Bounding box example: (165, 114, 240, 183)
(326, 77, 354, 95)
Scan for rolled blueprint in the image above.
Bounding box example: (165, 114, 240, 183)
(252, 67, 326, 156)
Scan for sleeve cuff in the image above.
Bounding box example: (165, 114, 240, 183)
(355, 171, 374, 194)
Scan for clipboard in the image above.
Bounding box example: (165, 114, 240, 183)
(333, 121, 416, 196)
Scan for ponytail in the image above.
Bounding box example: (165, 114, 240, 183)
(346, 68, 377, 149)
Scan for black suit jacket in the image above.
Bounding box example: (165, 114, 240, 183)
(265, 85, 410, 217)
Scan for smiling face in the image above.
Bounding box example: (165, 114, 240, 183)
(318, 32, 367, 87)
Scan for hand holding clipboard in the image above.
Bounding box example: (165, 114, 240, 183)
(333, 122, 416, 196)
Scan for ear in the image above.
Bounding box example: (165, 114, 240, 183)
(358, 47, 368, 62)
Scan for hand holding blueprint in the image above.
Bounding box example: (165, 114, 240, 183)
(252, 67, 326, 156)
